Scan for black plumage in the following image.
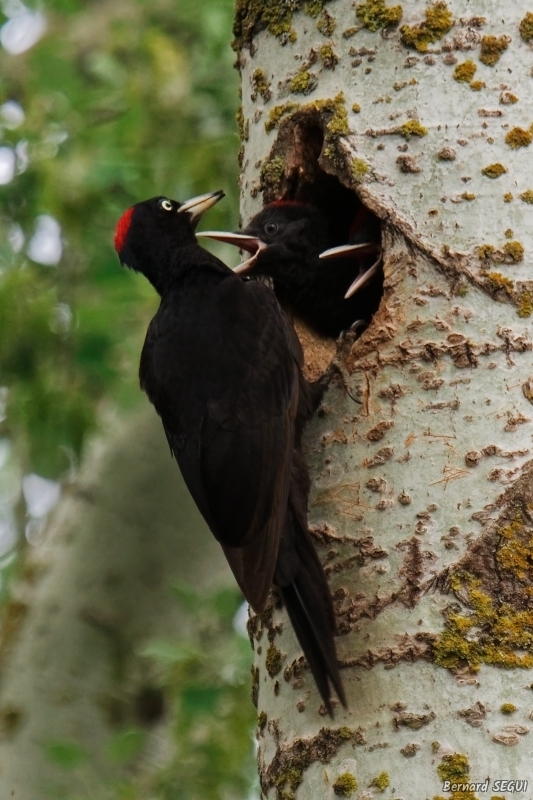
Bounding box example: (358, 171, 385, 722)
(114, 192, 345, 713)
(199, 201, 381, 338)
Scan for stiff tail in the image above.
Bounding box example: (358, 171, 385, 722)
(276, 522, 346, 716)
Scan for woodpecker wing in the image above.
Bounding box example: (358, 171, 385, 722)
(140, 260, 300, 611)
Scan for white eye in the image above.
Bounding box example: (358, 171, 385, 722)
(160, 199, 172, 211)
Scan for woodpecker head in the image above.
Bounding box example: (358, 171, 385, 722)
(198, 201, 329, 286)
(114, 191, 224, 291)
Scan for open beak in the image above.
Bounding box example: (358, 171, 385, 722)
(319, 242, 378, 260)
(178, 190, 225, 220)
(344, 256, 382, 299)
(197, 230, 267, 274)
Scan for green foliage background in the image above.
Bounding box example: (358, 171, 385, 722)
(0, 0, 256, 797)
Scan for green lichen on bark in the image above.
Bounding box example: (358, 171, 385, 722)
(453, 60, 476, 83)
(520, 12, 533, 42)
(371, 772, 390, 791)
(350, 157, 369, 181)
(260, 156, 285, 195)
(265, 644, 284, 677)
(518, 291, 533, 318)
(264, 728, 362, 800)
(505, 127, 532, 148)
(319, 44, 339, 68)
(317, 8, 336, 35)
(500, 703, 517, 714)
(481, 163, 507, 178)
(251, 69, 272, 102)
(236, 106, 249, 141)
(503, 241, 524, 263)
(433, 510, 533, 671)
(333, 773, 358, 796)
(265, 102, 301, 132)
(397, 119, 428, 139)
(233, 0, 336, 50)
(479, 35, 510, 66)
(400, 1, 453, 52)
(355, 0, 403, 32)
(520, 189, 533, 203)
(289, 70, 318, 95)
(437, 754, 469, 783)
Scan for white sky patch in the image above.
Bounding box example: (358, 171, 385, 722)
(0, 100, 24, 129)
(15, 139, 28, 173)
(27, 214, 62, 266)
(0, 1, 46, 56)
(233, 600, 249, 638)
(0, 518, 16, 558)
(0, 146, 15, 185)
(21, 473, 60, 518)
(8, 223, 24, 253)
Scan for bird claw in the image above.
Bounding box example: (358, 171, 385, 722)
(318, 322, 367, 404)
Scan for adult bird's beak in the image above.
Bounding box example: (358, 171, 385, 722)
(319, 242, 382, 299)
(197, 231, 267, 273)
(178, 190, 225, 220)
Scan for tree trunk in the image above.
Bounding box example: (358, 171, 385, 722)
(0, 407, 232, 798)
(236, 1, 533, 796)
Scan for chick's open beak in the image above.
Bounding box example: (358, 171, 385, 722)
(197, 231, 267, 274)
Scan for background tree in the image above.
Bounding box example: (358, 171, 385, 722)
(0, 1, 258, 798)
(235, 0, 533, 797)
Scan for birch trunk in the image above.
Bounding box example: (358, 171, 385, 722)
(235, 1, 533, 796)
(0, 408, 232, 798)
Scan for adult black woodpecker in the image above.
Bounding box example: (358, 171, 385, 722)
(114, 192, 346, 714)
(199, 201, 382, 338)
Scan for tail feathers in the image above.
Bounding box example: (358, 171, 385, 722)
(278, 534, 346, 715)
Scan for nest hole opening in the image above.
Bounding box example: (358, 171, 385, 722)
(264, 116, 385, 333)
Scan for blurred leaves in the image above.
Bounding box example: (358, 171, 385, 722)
(0, 0, 240, 478)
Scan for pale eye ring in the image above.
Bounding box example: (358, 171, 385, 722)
(160, 199, 173, 211)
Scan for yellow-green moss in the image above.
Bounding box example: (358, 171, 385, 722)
(518, 291, 533, 318)
(504, 192, 513, 202)
(505, 228, 514, 238)
(251, 69, 272, 102)
(290, 70, 317, 95)
(520, 12, 533, 43)
(319, 44, 339, 69)
(520, 189, 533, 203)
(470, 80, 485, 91)
(484, 272, 514, 293)
(317, 9, 336, 35)
(500, 703, 517, 714)
(371, 772, 390, 791)
(454, 60, 476, 83)
(352, 102, 361, 113)
(333, 773, 358, 796)
(265, 103, 300, 132)
(505, 127, 533, 148)
(260, 156, 285, 195)
(480, 34, 509, 66)
(350, 158, 369, 181)
(481, 163, 507, 178)
(355, 0, 403, 32)
(397, 119, 428, 139)
(477, 244, 495, 260)
(275, 767, 303, 798)
(461, 192, 476, 201)
(400, 1, 453, 52)
(233, 0, 300, 50)
(504, 241, 524, 263)
(304, 0, 324, 16)
(265, 644, 283, 677)
(339, 726, 355, 739)
(323, 93, 349, 136)
(437, 754, 469, 783)
(236, 106, 249, 141)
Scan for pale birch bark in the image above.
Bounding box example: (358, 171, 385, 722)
(0, 408, 232, 798)
(236, 1, 533, 796)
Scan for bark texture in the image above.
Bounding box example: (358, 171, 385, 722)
(236, 1, 533, 796)
(0, 408, 232, 798)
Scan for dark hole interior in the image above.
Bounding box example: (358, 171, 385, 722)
(270, 118, 384, 331)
